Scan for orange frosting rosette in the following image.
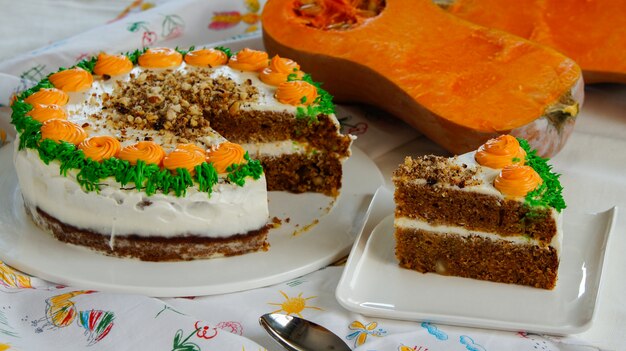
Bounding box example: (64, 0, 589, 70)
(78, 136, 121, 162)
(118, 141, 166, 166)
(138, 48, 183, 68)
(49, 68, 94, 92)
(93, 53, 133, 76)
(40, 119, 87, 145)
(259, 55, 304, 86)
(228, 48, 269, 71)
(163, 143, 206, 175)
(24, 88, 69, 106)
(26, 104, 67, 123)
(494, 165, 543, 197)
(275, 81, 318, 106)
(475, 135, 526, 169)
(206, 142, 245, 173)
(184, 48, 228, 67)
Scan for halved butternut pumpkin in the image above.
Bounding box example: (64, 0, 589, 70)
(262, 0, 584, 157)
(445, 0, 626, 84)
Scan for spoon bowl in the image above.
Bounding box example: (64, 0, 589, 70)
(259, 313, 351, 351)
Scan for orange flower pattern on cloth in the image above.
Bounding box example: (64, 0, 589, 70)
(49, 68, 94, 92)
(494, 165, 543, 197)
(184, 48, 228, 67)
(40, 119, 87, 145)
(93, 53, 134, 76)
(138, 47, 183, 68)
(275, 81, 318, 106)
(206, 142, 245, 173)
(163, 144, 206, 175)
(78, 136, 122, 162)
(259, 55, 304, 86)
(475, 135, 526, 169)
(27, 104, 68, 123)
(24, 88, 69, 106)
(228, 48, 268, 71)
(117, 141, 166, 166)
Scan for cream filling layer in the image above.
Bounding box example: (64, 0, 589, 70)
(394, 215, 562, 254)
(242, 140, 313, 158)
(15, 145, 269, 238)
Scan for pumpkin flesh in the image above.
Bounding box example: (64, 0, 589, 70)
(262, 0, 583, 156)
(447, 0, 626, 84)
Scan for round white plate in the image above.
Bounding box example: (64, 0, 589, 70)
(0, 144, 382, 297)
(336, 188, 617, 335)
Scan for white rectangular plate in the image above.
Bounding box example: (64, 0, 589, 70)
(336, 188, 617, 335)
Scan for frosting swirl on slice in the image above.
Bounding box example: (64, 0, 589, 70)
(78, 136, 121, 162)
(494, 165, 543, 197)
(24, 88, 69, 106)
(475, 135, 526, 169)
(27, 104, 67, 123)
(40, 119, 87, 145)
(94, 53, 134, 76)
(184, 48, 228, 67)
(206, 142, 245, 173)
(259, 55, 304, 86)
(118, 141, 165, 166)
(49, 68, 94, 92)
(163, 144, 206, 175)
(138, 48, 183, 68)
(275, 81, 318, 106)
(228, 48, 269, 71)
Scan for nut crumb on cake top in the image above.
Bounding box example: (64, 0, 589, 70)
(101, 68, 259, 144)
(393, 155, 482, 188)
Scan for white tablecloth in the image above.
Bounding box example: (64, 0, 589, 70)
(0, 1, 624, 350)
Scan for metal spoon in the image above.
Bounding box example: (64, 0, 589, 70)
(259, 313, 351, 351)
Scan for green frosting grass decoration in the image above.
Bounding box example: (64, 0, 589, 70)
(10, 48, 265, 198)
(518, 138, 566, 212)
(175, 46, 195, 57)
(75, 56, 98, 73)
(125, 47, 149, 64)
(288, 73, 335, 122)
(226, 152, 264, 186)
(214, 46, 233, 58)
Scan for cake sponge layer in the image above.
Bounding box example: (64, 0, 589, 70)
(394, 226, 559, 289)
(28, 206, 271, 261)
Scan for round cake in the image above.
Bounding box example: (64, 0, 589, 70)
(10, 47, 353, 261)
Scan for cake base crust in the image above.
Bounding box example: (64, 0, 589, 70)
(27, 205, 271, 262)
(394, 227, 559, 289)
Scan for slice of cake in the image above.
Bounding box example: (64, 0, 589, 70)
(11, 47, 353, 261)
(392, 135, 564, 289)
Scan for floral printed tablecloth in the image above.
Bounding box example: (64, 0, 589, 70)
(0, 1, 624, 350)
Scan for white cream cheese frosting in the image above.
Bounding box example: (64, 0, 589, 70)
(15, 145, 268, 238)
(394, 214, 562, 253)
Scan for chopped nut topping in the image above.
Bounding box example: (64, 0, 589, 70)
(102, 68, 259, 142)
(393, 155, 482, 188)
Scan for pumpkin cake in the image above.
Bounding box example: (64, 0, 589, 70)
(392, 135, 565, 289)
(11, 47, 353, 261)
